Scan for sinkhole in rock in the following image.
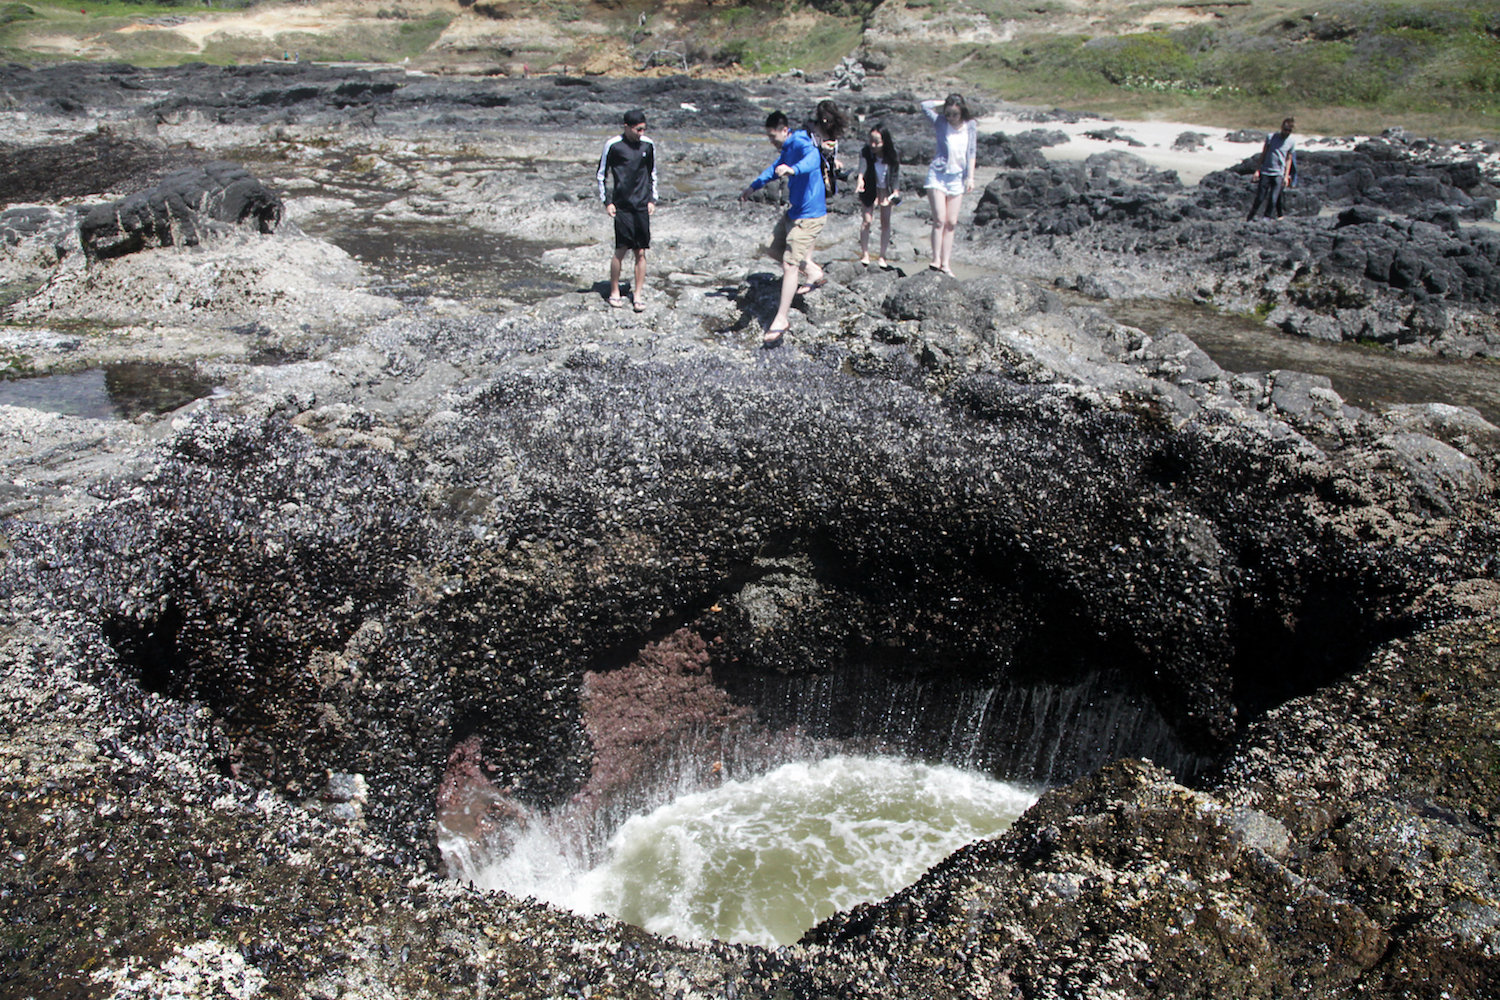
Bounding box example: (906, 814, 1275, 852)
(439, 645, 1212, 947)
(450, 755, 1034, 948)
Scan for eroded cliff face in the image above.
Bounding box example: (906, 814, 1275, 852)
(1, 64, 1498, 998)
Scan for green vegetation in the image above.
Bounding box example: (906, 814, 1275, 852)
(540, 0, 585, 23)
(0, 4, 36, 27)
(918, 0, 1500, 136)
(35, 0, 250, 12)
(82, 0, 255, 7)
(0, 2, 455, 67)
(688, 1, 862, 73)
(0, 0, 1493, 135)
(737, 16, 862, 73)
(802, 0, 881, 19)
(393, 13, 454, 53)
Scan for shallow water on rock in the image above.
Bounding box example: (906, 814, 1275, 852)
(1102, 297, 1500, 423)
(462, 755, 1035, 948)
(330, 223, 574, 303)
(300, 215, 574, 304)
(0, 362, 215, 419)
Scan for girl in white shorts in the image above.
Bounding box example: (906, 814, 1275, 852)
(922, 93, 978, 275)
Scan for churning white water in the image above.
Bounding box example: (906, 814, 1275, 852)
(465, 755, 1036, 947)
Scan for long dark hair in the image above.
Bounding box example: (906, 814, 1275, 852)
(811, 99, 848, 141)
(869, 124, 899, 168)
(943, 92, 973, 123)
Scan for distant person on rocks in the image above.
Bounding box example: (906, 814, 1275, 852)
(740, 109, 827, 347)
(922, 93, 978, 275)
(855, 124, 901, 268)
(597, 108, 657, 312)
(1246, 117, 1298, 220)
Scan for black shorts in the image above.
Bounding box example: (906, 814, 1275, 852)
(613, 206, 651, 250)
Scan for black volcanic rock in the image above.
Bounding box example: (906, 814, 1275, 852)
(0, 131, 190, 203)
(974, 137, 1500, 354)
(80, 161, 283, 258)
(1, 59, 1498, 1000)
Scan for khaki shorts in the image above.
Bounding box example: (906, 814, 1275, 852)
(768, 213, 825, 268)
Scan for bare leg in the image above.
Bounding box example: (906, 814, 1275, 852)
(609, 248, 627, 299)
(767, 258, 799, 338)
(802, 255, 824, 288)
(928, 187, 944, 268)
(878, 203, 892, 264)
(939, 194, 962, 273)
(859, 203, 874, 262)
(632, 249, 647, 305)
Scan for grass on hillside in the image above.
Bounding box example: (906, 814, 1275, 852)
(0, 0, 1495, 137)
(725, 13, 863, 74)
(0, 2, 451, 66)
(898, 0, 1500, 137)
(191, 14, 453, 66)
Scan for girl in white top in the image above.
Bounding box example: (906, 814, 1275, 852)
(922, 93, 978, 276)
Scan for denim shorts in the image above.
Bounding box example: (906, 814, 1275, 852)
(925, 167, 966, 197)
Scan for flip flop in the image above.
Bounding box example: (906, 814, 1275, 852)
(762, 326, 787, 347)
(633, 298, 646, 312)
(608, 295, 625, 308)
(794, 278, 827, 296)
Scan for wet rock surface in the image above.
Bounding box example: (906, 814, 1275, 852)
(1, 62, 1498, 998)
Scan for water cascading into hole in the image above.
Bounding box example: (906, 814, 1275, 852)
(444, 754, 1035, 948)
(437, 630, 1202, 945)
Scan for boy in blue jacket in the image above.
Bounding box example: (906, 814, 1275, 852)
(740, 110, 827, 346)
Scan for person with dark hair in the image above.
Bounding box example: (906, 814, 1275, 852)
(1246, 117, 1297, 220)
(807, 98, 849, 194)
(740, 109, 827, 347)
(596, 108, 657, 311)
(801, 99, 847, 285)
(855, 124, 900, 268)
(921, 93, 977, 275)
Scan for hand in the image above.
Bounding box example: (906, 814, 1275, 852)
(774, 163, 794, 179)
(964, 179, 975, 193)
(648, 202, 656, 215)
(606, 203, 616, 217)
(1252, 170, 1261, 181)
(739, 186, 753, 202)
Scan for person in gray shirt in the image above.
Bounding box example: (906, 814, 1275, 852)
(1246, 117, 1297, 220)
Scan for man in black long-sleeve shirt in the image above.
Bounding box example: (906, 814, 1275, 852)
(596, 108, 658, 311)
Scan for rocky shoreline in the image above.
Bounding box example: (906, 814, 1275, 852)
(2, 64, 1499, 998)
